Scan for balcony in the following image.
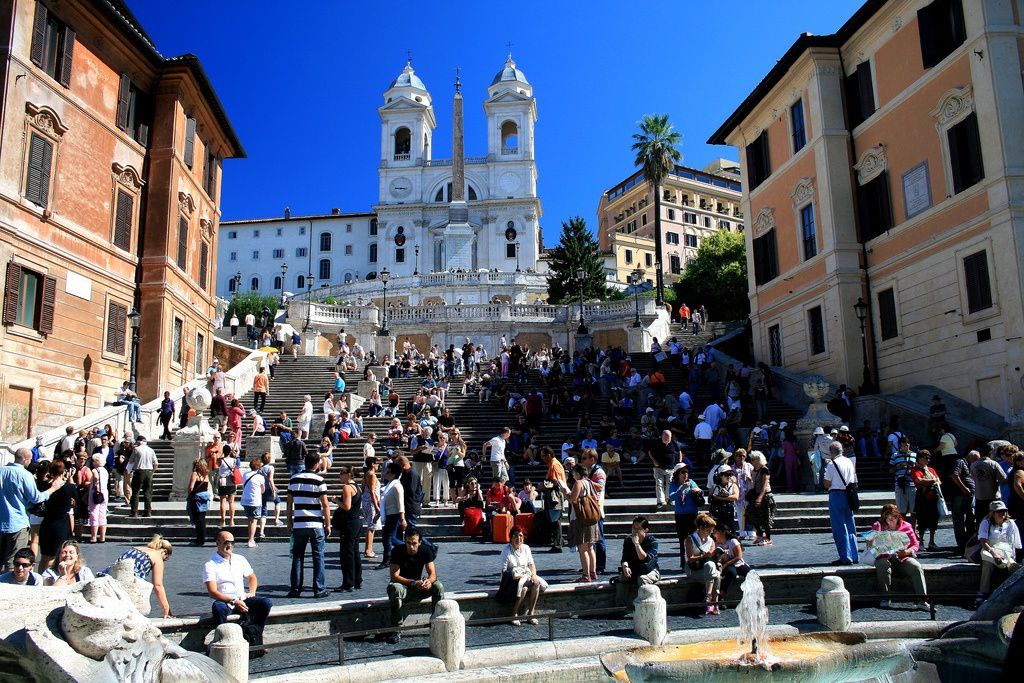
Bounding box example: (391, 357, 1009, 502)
(501, 146, 518, 155)
(393, 153, 410, 162)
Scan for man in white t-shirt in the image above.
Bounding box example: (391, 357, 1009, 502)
(204, 530, 273, 632)
(482, 427, 510, 484)
(823, 442, 858, 566)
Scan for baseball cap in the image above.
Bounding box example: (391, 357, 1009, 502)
(830, 429, 839, 435)
(646, 408, 654, 413)
(990, 500, 1008, 512)
(718, 465, 734, 474)
(779, 421, 788, 429)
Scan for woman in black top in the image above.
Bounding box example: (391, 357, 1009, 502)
(333, 466, 363, 592)
(38, 460, 75, 572)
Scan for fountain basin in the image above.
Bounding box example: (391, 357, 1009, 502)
(602, 632, 910, 683)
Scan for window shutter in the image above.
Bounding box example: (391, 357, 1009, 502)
(3, 262, 23, 325)
(177, 216, 188, 270)
(58, 26, 74, 87)
(116, 73, 131, 130)
(199, 242, 208, 289)
(856, 62, 874, 120)
(918, 1, 942, 68)
(878, 288, 898, 340)
(183, 117, 196, 168)
(30, 3, 47, 66)
(136, 123, 149, 147)
(963, 251, 992, 313)
(39, 275, 56, 335)
(106, 301, 127, 354)
(25, 133, 52, 208)
(113, 189, 133, 251)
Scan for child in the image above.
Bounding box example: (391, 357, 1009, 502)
(714, 526, 750, 606)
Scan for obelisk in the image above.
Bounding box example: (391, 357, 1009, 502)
(451, 69, 465, 203)
(445, 67, 473, 270)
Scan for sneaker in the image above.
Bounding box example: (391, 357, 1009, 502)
(915, 602, 931, 612)
(385, 632, 401, 645)
(275, 520, 286, 527)
(248, 540, 257, 547)
(286, 589, 301, 598)
(313, 590, 330, 599)
(879, 599, 890, 608)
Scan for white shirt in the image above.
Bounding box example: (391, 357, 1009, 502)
(825, 455, 857, 489)
(203, 552, 253, 601)
(244, 313, 255, 326)
(488, 436, 507, 463)
(499, 543, 535, 574)
(694, 422, 713, 440)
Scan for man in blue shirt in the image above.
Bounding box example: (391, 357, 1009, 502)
(1, 448, 61, 571)
(613, 516, 660, 606)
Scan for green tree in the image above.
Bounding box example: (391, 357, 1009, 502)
(225, 292, 281, 324)
(631, 113, 682, 306)
(671, 230, 749, 321)
(546, 216, 609, 304)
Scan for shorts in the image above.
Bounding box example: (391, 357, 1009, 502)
(219, 484, 237, 497)
(244, 505, 263, 520)
(894, 483, 916, 515)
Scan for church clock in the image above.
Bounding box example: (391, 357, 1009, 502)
(389, 177, 412, 199)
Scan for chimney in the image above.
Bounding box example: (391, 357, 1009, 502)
(331, 208, 340, 215)
(284, 206, 291, 219)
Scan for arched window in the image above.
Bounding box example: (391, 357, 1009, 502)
(394, 127, 411, 158)
(433, 182, 478, 202)
(344, 272, 353, 283)
(296, 274, 305, 290)
(369, 217, 378, 236)
(250, 277, 259, 291)
(500, 120, 519, 154)
(319, 259, 331, 281)
(273, 275, 282, 290)
(227, 278, 237, 293)
(320, 232, 332, 252)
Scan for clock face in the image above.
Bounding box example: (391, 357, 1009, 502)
(389, 177, 412, 199)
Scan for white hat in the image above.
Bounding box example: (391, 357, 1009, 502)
(839, 425, 850, 432)
(769, 421, 778, 426)
(829, 428, 839, 435)
(813, 427, 825, 435)
(698, 414, 706, 420)
(645, 407, 654, 413)
(779, 421, 788, 429)
(718, 464, 734, 474)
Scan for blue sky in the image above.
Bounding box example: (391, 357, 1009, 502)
(129, 0, 863, 245)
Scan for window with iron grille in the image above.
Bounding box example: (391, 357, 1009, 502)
(768, 325, 782, 366)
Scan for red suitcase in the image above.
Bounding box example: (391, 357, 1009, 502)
(514, 513, 534, 542)
(462, 506, 484, 537)
(492, 512, 513, 543)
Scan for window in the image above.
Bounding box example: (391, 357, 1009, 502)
(252, 250, 259, 260)
(203, 148, 218, 199)
(320, 232, 332, 252)
(918, 0, 965, 68)
(800, 204, 817, 260)
(295, 247, 307, 258)
(227, 278, 236, 293)
(395, 248, 405, 263)
(844, 61, 875, 129)
(194, 333, 205, 375)
(505, 243, 516, 258)
(683, 212, 697, 224)
(272, 248, 284, 259)
(296, 274, 305, 290)
(878, 288, 898, 340)
(228, 231, 237, 239)
(645, 253, 653, 267)
(198, 242, 209, 289)
(703, 216, 711, 228)
(667, 209, 675, 220)
(790, 99, 806, 153)
(434, 183, 478, 202)
(641, 214, 648, 226)
(752, 230, 779, 286)
(369, 218, 378, 236)
(318, 259, 331, 281)
(275, 228, 282, 237)
(253, 229, 260, 237)
(947, 112, 984, 194)
(666, 232, 679, 245)
(745, 130, 771, 190)
(176, 217, 188, 270)
(183, 116, 196, 169)
(229, 251, 237, 261)
(627, 220, 637, 232)
(344, 245, 353, 255)
(624, 249, 633, 264)
(249, 277, 259, 291)
(807, 306, 825, 356)
(115, 74, 150, 145)
(112, 188, 133, 251)
(299, 226, 305, 235)
(719, 220, 730, 230)
(346, 224, 352, 233)
(685, 234, 698, 248)
(369, 243, 378, 262)
(670, 255, 681, 274)
(273, 275, 282, 290)
(171, 317, 183, 365)
(856, 172, 893, 241)
(3, 263, 52, 334)
(25, 133, 53, 208)
(768, 325, 782, 366)
(29, 3, 74, 87)
(963, 250, 993, 314)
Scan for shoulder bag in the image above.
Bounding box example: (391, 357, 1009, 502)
(833, 460, 860, 511)
(574, 481, 600, 526)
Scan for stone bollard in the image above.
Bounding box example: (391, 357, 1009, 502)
(633, 584, 667, 646)
(429, 598, 465, 672)
(209, 623, 249, 683)
(816, 575, 852, 631)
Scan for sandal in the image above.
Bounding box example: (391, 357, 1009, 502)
(575, 577, 591, 583)
(511, 619, 522, 627)
(527, 618, 539, 626)
(364, 551, 377, 558)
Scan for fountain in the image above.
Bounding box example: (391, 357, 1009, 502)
(601, 571, 911, 682)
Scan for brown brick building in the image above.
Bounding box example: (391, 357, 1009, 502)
(0, 0, 242, 440)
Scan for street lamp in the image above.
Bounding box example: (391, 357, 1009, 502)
(127, 308, 141, 392)
(514, 241, 521, 272)
(302, 273, 315, 332)
(631, 268, 643, 328)
(853, 297, 876, 394)
(575, 266, 588, 335)
(378, 267, 391, 336)
(279, 263, 288, 306)
(233, 271, 241, 297)
(414, 245, 420, 276)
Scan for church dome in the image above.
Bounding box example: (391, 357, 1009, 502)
(491, 55, 529, 85)
(389, 61, 428, 91)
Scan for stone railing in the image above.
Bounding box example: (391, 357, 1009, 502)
(311, 271, 549, 303)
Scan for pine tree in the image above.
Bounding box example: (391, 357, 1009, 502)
(545, 216, 608, 304)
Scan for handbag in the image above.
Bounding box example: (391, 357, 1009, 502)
(936, 488, 951, 519)
(573, 483, 600, 526)
(231, 460, 243, 486)
(833, 459, 860, 511)
(495, 568, 518, 605)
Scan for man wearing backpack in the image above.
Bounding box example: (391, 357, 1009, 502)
(284, 437, 306, 478)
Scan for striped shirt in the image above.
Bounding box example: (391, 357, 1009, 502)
(288, 470, 327, 529)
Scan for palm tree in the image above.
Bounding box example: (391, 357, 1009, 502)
(632, 114, 682, 305)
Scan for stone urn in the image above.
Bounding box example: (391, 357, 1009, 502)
(795, 375, 843, 444)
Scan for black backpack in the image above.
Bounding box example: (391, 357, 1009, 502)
(237, 613, 265, 658)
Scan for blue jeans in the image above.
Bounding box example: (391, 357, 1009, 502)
(594, 518, 606, 572)
(118, 399, 142, 422)
(382, 513, 403, 562)
(828, 490, 858, 563)
(212, 596, 273, 628)
(290, 527, 326, 593)
(287, 462, 303, 477)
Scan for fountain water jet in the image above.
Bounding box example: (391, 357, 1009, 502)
(736, 571, 771, 665)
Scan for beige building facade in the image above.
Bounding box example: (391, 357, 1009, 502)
(709, 0, 1024, 421)
(597, 161, 743, 287)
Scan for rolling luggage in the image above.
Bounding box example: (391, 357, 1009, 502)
(492, 512, 513, 543)
(462, 506, 484, 536)
(514, 512, 534, 542)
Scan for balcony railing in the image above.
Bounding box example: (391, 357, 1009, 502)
(501, 146, 518, 155)
(393, 153, 410, 161)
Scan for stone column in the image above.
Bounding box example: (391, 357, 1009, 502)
(209, 623, 249, 683)
(245, 435, 281, 463)
(816, 575, 851, 631)
(357, 379, 380, 398)
(429, 598, 465, 672)
(632, 584, 667, 646)
(374, 334, 396, 363)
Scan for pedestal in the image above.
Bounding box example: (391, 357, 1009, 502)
(170, 416, 217, 502)
(816, 575, 851, 631)
(795, 376, 844, 446)
(429, 599, 465, 672)
(357, 379, 380, 398)
(245, 435, 281, 462)
(633, 584, 667, 646)
(574, 332, 593, 353)
(302, 331, 320, 357)
(374, 335, 396, 363)
(209, 623, 249, 683)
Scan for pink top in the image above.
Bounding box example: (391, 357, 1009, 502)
(870, 519, 920, 560)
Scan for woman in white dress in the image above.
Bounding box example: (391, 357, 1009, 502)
(297, 394, 313, 440)
(498, 525, 548, 625)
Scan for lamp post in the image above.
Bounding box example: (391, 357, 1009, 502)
(631, 268, 643, 328)
(279, 263, 288, 307)
(414, 245, 419, 276)
(378, 268, 391, 336)
(302, 274, 315, 332)
(575, 266, 588, 335)
(514, 241, 520, 272)
(127, 308, 141, 392)
(853, 297, 875, 394)
(233, 271, 241, 297)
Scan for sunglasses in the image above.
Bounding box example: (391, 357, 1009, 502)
(13, 562, 32, 569)
(221, 541, 235, 546)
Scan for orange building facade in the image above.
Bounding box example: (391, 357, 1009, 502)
(0, 0, 242, 440)
(710, 0, 1024, 421)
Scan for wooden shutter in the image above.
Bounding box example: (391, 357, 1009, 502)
(25, 133, 53, 208)
(949, 112, 984, 194)
(177, 216, 188, 270)
(58, 25, 74, 87)
(878, 288, 898, 340)
(198, 242, 208, 289)
(30, 3, 47, 66)
(3, 262, 23, 325)
(963, 251, 992, 313)
(113, 189, 133, 251)
(183, 117, 196, 168)
(116, 73, 131, 130)
(106, 301, 127, 354)
(137, 123, 149, 147)
(918, 0, 943, 68)
(39, 275, 56, 335)
(856, 62, 874, 120)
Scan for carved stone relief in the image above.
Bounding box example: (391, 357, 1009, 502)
(854, 145, 887, 185)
